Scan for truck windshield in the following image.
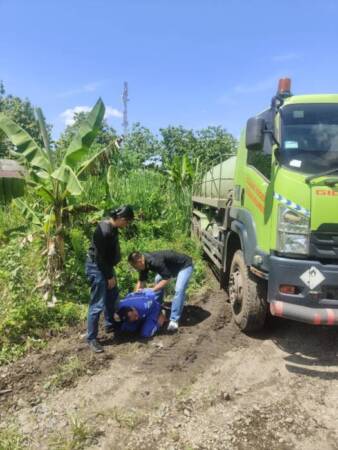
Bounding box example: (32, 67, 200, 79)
(279, 103, 338, 174)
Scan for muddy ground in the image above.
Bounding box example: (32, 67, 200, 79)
(1, 274, 338, 450)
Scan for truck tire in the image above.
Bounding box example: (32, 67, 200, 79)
(228, 249, 267, 332)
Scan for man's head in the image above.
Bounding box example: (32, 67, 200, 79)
(119, 306, 139, 322)
(110, 205, 134, 228)
(128, 251, 146, 271)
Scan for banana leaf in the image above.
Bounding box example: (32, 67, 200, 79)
(14, 198, 42, 226)
(52, 144, 110, 196)
(36, 107, 54, 170)
(0, 113, 50, 173)
(34, 185, 55, 202)
(63, 98, 105, 166)
(76, 145, 111, 178)
(51, 164, 83, 196)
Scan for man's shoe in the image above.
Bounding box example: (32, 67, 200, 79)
(88, 339, 104, 353)
(167, 320, 179, 332)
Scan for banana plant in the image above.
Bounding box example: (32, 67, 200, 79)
(166, 153, 196, 191)
(0, 99, 107, 283)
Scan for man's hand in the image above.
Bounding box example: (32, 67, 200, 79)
(107, 277, 116, 290)
(158, 313, 167, 327)
(153, 278, 171, 292)
(135, 281, 145, 292)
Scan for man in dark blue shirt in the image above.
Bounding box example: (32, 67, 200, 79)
(116, 291, 166, 338)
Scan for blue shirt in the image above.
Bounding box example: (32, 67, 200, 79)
(117, 291, 161, 338)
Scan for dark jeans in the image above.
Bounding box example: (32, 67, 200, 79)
(85, 260, 118, 341)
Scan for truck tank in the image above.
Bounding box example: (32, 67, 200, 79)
(193, 156, 236, 208)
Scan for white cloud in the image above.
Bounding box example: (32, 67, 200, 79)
(60, 105, 123, 126)
(105, 106, 123, 119)
(60, 106, 91, 126)
(57, 81, 101, 98)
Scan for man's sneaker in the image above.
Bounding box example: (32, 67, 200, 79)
(88, 339, 104, 353)
(167, 320, 179, 332)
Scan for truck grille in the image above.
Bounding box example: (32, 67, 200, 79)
(322, 286, 338, 300)
(310, 232, 338, 261)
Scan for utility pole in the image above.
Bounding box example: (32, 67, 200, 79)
(122, 81, 129, 137)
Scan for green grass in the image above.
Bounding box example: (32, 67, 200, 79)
(49, 416, 102, 450)
(0, 426, 25, 450)
(110, 407, 147, 430)
(44, 356, 87, 390)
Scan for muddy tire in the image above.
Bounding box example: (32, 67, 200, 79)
(228, 249, 267, 332)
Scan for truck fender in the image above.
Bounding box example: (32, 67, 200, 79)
(229, 209, 258, 266)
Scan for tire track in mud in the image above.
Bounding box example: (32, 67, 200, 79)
(137, 286, 250, 384)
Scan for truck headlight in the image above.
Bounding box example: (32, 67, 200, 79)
(277, 206, 310, 255)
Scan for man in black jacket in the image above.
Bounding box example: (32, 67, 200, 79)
(85, 205, 134, 352)
(128, 250, 194, 332)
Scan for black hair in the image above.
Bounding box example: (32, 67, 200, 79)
(118, 306, 134, 321)
(128, 251, 143, 264)
(109, 205, 134, 221)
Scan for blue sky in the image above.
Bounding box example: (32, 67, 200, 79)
(1, 0, 338, 139)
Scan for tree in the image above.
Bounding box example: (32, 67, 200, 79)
(124, 123, 162, 158)
(195, 126, 237, 171)
(160, 125, 237, 171)
(160, 126, 197, 162)
(0, 98, 107, 299)
(0, 81, 51, 158)
(118, 123, 163, 169)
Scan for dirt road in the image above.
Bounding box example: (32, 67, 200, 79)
(1, 276, 338, 449)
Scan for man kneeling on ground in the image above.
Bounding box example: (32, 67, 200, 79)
(128, 250, 194, 332)
(116, 290, 166, 338)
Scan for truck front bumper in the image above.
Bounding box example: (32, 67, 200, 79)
(268, 255, 338, 325)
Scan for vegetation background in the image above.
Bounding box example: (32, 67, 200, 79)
(0, 82, 237, 364)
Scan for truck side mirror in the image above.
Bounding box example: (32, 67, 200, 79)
(246, 117, 265, 151)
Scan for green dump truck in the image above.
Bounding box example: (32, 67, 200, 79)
(192, 78, 338, 331)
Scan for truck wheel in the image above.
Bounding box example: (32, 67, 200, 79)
(228, 250, 267, 332)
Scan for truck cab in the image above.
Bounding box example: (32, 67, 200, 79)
(192, 79, 338, 331)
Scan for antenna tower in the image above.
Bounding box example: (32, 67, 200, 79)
(122, 81, 129, 136)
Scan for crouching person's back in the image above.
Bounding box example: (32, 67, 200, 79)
(116, 290, 166, 338)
